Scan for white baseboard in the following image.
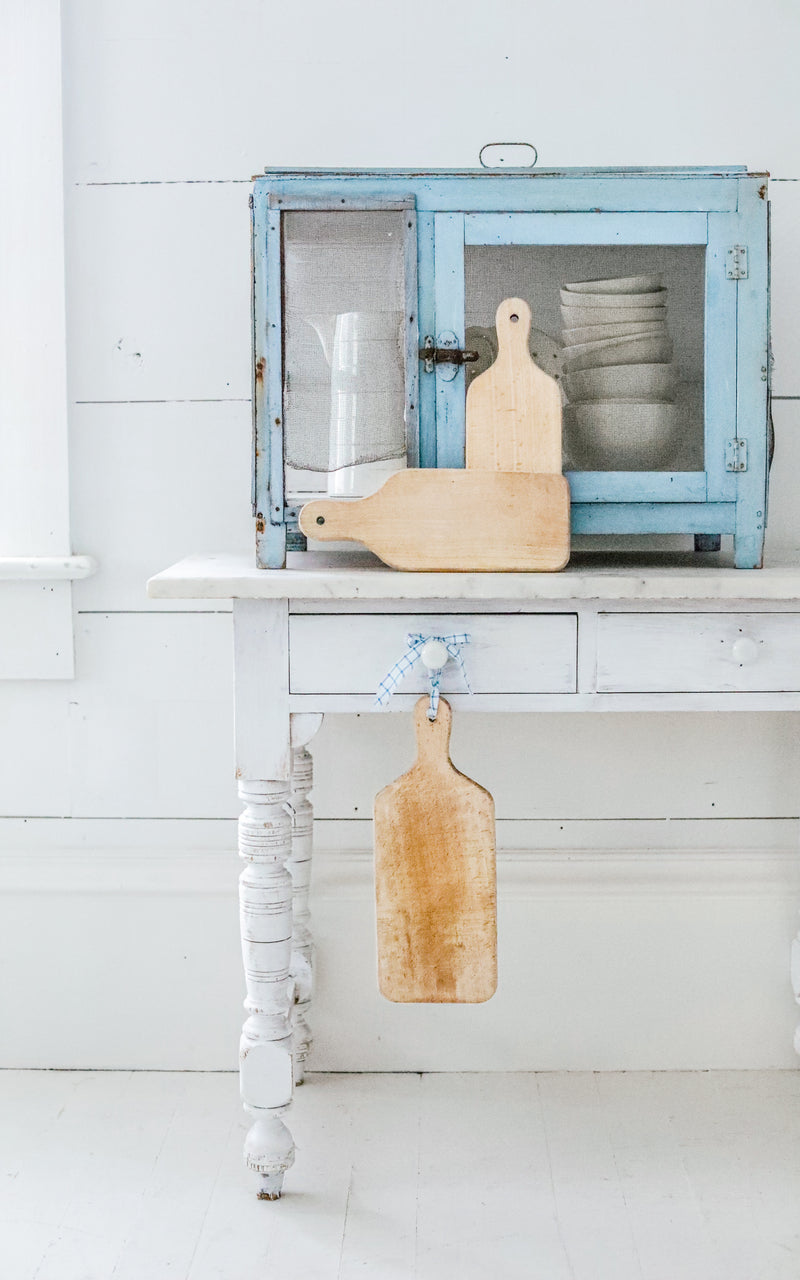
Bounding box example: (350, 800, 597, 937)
(1, 835, 798, 1071)
(1, 844, 797, 896)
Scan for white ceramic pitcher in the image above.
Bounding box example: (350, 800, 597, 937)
(306, 311, 406, 496)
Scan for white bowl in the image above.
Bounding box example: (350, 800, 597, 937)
(562, 334, 673, 373)
(559, 304, 667, 327)
(564, 401, 681, 470)
(527, 327, 565, 378)
(565, 363, 677, 403)
(563, 273, 664, 295)
(464, 326, 498, 383)
(562, 322, 666, 346)
(560, 287, 666, 309)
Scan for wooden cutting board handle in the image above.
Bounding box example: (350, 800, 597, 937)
(466, 297, 563, 474)
(298, 469, 570, 571)
(374, 697, 497, 1003)
(412, 692, 452, 767)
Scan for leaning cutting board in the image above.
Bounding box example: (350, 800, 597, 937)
(466, 297, 563, 474)
(374, 697, 497, 1003)
(299, 469, 568, 570)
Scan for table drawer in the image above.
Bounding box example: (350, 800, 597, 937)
(289, 614, 577, 695)
(597, 613, 800, 693)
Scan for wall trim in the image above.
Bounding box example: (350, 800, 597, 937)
(1, 845, 797, 897)
(314, 848, 800, 899)
(1, 815, 797, 849)
(0, 556, 97, 581)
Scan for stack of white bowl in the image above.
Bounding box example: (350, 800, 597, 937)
(560, 273, 680, 470)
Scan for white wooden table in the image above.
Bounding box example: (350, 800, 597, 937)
(148, 550, 800, 1198)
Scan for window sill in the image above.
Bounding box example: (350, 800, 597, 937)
(0, 556, 97, 679)
(0, 555, 97, 581)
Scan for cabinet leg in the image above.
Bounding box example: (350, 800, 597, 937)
(733, 530, 765, 569)
(694, 534, 721, 553)
(238, 779, 295, 1199)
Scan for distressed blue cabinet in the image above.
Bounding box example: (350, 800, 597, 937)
(252, 166, 770, 569)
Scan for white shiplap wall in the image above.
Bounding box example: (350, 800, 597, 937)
(2, 0, 800, 1069)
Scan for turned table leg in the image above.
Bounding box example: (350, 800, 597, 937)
(238, 779, 295, 1199)
(233, 599, 296, 1198)
(288, 713, 323, 1086)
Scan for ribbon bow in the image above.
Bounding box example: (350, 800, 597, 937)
(375, 632, 472, 720)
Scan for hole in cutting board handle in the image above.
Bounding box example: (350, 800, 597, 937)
(510, 313, 519, 323)
(415, 695, 452, 750)
(479, 142, 538, 169)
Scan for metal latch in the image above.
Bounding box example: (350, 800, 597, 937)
(726, 246, 748, 279)
(726, 438, 748, 472)
(419, 334, 479, 375)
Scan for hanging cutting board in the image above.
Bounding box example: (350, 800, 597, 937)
(299, 469, 569, 570)
(373, 697, 497, 1003)
(466, 297, 563, 473)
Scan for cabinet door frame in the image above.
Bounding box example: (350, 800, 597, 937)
(430, 209, 736, 506)
(252, 186, 419, 566)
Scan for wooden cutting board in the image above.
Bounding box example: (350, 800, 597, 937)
(298, 469, 570, 571)
(373, 697, 497, 1003)
(466, 297, 563, 474)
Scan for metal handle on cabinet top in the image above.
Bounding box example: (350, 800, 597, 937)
(479, 142, 538, 169)
(419, 335, 479, 374)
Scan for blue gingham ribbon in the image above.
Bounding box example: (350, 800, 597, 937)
(375, 633, 472, 720)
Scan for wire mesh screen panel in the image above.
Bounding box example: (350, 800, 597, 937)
(465, 244, 706, 472)
(283, 210, 409, 496)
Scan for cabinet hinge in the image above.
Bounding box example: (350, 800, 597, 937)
(726, 245, 748, 279)
(726, 438, 748, 472)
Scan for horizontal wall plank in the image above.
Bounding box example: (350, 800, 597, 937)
(0, 817, 237, 851)
(0, 582, 74, 678)
(65, 183, 251, 401)
(310, 815, 800, 852)
(70, 401, 252, 611)
(68, 614, 238, 817)
(0, 846, 796, 1070)
(61, 1, 798, 181)
(309, 710, 800, 821)
(0, 688, 73, 815)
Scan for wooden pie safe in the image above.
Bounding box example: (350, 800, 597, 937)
(251, 163, 770, 569)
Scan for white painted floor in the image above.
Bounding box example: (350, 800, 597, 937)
(3, 1070, 800, 1280)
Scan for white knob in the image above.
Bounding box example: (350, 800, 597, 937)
(732, 636, 758, 665)
(420, 639, 449, 670)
